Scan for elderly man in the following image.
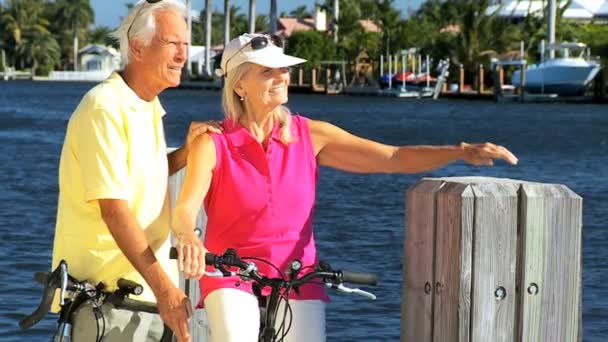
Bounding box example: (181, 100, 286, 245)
(51, 1, 212, 341)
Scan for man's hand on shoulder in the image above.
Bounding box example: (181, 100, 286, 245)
(185, 120, 223, 153)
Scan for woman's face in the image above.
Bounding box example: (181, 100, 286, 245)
(237, 64, 290, 112)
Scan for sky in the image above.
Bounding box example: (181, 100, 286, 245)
(90, 0, 424, 28)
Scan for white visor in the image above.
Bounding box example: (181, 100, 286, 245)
(216, 33, 306, 77)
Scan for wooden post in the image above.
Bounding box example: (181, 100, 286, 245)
(499, 66, 504, 91)
(325, 67, 331, 93)
(458, 64, 464, 94)
(169, 166, 209, 342)
(520, 63, 526, 102)
(311, 68, 317, 89)
(298, 68, 303, 86)
(478, 64, 484, 94)
(492, 64, 502, 101)
(402, 177, 582, 342)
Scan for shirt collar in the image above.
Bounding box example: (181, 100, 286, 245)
(224, 118, 283, 147)
(108, 72, 166, 118)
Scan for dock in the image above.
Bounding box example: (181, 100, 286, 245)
(1, 68, 32, 80)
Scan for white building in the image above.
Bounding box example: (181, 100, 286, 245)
(50, 44, 121, 81)
(78, 44, 121, 72)
(487, 0, 608, 20)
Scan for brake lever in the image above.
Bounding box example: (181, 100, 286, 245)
(327, 283, 377, 300)
(59, 261, 68, 305)
(205, 270, 226, 277)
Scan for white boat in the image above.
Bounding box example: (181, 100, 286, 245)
(512, 42, 600, 96)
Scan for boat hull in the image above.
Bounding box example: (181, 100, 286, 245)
(512, 59, 600, 96)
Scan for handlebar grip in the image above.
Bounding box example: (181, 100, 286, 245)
(117, 278, 143, 296)
(205, 253, 216, 265)
(169, 247, 216, 266)
(341, 271, 378, 286)
(19, 275, 55, 330)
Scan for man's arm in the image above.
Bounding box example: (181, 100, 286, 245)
(168, 147, 188, 175)
(168, 121, 223, 176)
(98, 199, 192, 342)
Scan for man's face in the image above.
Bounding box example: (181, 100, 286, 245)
(140, 9, 189, 90)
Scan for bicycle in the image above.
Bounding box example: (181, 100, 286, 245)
(19, 259, 169, 342)
(170, 247, 378, 342)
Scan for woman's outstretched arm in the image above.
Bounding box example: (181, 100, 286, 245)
(309, 119, 517, 174)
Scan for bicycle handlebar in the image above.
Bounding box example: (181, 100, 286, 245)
(340, 271, 378, 286)
(169, 247, 378, 287)
(20, 260, 158, 330)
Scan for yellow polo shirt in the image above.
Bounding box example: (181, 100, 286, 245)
(52, 72, 172, 308)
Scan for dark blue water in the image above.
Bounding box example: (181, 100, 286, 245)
(0, 81, 606, 341)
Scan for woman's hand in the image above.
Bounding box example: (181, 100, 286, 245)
(459, 142, 518, 166)
(175, 231, 207, 279)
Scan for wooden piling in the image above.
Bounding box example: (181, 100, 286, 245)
(459, 64, 464, 94)
(519, 63, 526, 102)
(402, 177, 582, 342)
(478, 64, 484, 94)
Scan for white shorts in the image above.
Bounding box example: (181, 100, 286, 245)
(204, 288, 326, 342)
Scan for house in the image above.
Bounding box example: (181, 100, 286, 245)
(78, 44, 120, 73)
(276, 8, 381, 38)
(50, 45, 120, 81)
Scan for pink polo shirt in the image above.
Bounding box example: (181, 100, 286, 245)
(199, 115, 329, 305)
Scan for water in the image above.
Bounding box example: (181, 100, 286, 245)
(0, 81, 606, 341)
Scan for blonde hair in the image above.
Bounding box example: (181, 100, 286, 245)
(112, 0, 189, 67)
(222, 62, 294, 144)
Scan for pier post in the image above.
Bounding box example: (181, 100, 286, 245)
(519, 63, 526, 102)
(298, 68, 304, 86)
(478, 64, 484, 94)
(594, 61, 606, 102)
(458, 64, 464, 94)
(402, 177, 582, 342)
(325, 67, 331, 93)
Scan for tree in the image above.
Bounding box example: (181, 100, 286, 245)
(289, 5, 312, 19)
(286, 30, 336, 67)
(54, 0, 94, 70)
(19, 28, 61, 75)
(89, 26, 117, 48)
(1, 0, 53, 69)
(196, 6, 255, 47)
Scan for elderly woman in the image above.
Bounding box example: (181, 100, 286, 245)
(172, 33, 518, 342)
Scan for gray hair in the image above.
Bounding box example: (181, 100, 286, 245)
(222, 62, 294, 145)
(112, 0, 189, 67)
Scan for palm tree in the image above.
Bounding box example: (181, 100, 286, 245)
(1, 0, 50, 69)
(54, 0, 94, 71)
(89, 26, 116, 48)
(255, 14, 269, 33)
(289, 5, 312, 19)
(19, 29, 61, 75)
